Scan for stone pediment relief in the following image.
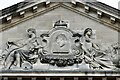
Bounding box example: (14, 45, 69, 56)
(0, 20, 120, 71)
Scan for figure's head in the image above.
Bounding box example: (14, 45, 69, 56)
(27, 28, 36, 38)
(75, 39, 80, 47)
(56, 34, 67, 47)
(42, 39, 47, 47)
(84, 28, 92, 37)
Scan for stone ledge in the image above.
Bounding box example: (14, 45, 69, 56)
(0, 72, 120, 77)
(0, 69, 120, 76)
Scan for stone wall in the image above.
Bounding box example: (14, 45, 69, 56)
(0, 7, 118, 49)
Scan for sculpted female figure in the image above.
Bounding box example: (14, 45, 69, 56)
(3, 28, 43, 69)
(80, 28, 113, 69)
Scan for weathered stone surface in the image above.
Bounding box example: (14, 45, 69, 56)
(0, 7, 118, 48)
(0, 6, 119, 74)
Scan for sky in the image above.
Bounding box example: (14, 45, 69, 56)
(0, 0, 119, 10)
(97, 0, 119, 9)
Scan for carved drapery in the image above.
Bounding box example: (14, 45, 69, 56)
(0, 20, 120, 70)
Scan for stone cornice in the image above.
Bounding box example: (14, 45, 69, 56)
(61, 4, 120, 32)
(0, 3, 119, 32)
(0, 3, 61, 32)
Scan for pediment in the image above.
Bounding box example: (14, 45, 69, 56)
(0, 2, 120, 76)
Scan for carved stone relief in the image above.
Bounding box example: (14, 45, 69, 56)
(0, 20, 120, 71)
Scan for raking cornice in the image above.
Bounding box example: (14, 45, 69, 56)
(0, 3, 120, 32)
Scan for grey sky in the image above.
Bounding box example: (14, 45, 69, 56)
(97, 0, 119, 9)
(0, 0, 119, 10)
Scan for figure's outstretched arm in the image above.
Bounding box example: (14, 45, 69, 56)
(92, 43, 100, 50)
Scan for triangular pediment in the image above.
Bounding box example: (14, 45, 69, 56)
(0, 2, 119, 75)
